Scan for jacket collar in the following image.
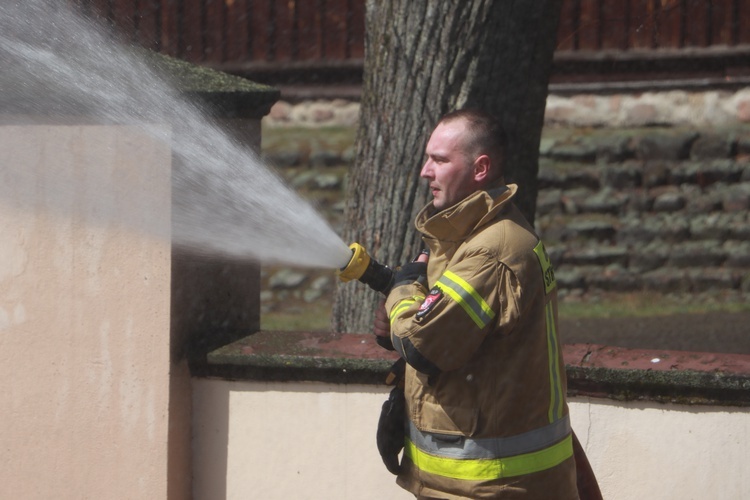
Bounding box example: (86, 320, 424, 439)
(416, 182, 518, 242)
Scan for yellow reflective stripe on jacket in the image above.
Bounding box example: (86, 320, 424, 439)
(435, 270, 495, 329)
(389, 296, 423, 325)
(545, 301, 564, 422)
(404, 434, 573, 481)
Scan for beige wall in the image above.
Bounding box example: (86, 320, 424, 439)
(192, 379, 410, 500)
(568, 397, 750, 499)
(193, 378, 750, 500)
(0, 125, 173, 498)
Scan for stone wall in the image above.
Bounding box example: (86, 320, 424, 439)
(265, 88, 750, 128)
(536, 125, 750, 298)
(261, 89, 750, 302)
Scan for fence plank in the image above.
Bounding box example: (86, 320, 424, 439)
(159, 0, 180, 56)
(250, 0, 273, 61)
(181, 0, 205, 62)
(322, 0, 348, 59)
(135, 0, 160, 50)
(96, 0, 750, 77)
(712, 0, 728, 46)
(111, 0, 136, 41)
(556, 0, 579, 50)
(577, 0, 602, 50)
(273, 0, 295, 61)
(348, 0, 365, 58)
(738, 0, 750, 44)
(629, 0, 656, 49)
(204, 0, 225, 62)
(685, 0, 711, 47)
(226, 0, 251, 62)
(708, 0, 732, 45)
(600, 0, 629, 50)
(653, 0, 683, 48)
(296, 0, 324, 60)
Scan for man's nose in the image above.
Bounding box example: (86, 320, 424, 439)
(420, 160, 432, 179)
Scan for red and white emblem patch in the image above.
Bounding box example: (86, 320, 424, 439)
(416, 288, 443, 319)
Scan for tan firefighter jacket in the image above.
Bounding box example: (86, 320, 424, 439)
(384, 184, 578, 499)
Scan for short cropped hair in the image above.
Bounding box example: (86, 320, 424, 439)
(439, 109, 507, 181)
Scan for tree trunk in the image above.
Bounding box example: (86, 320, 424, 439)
(332, 0, 562, 333)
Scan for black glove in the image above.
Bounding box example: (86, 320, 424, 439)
(392, 262, 427, 289)
(376, 386, 406, 475)
(375, 335, 395, 351)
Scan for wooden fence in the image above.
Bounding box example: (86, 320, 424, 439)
(77, 0, 750, 85)
(557, 0, 749, 51)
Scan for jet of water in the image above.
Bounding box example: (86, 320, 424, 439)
(0, 0, 353, 270)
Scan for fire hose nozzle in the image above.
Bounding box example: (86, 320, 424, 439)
(337, 242, 394, 295)
(338, 242, 371, 282)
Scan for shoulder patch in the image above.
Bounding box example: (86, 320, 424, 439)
(533, 240, 557, 294)
(416, 287, 443, 319)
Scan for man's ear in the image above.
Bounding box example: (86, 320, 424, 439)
(473, 155, 491, 183)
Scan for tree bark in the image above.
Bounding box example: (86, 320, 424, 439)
(332, 0, 562, 333)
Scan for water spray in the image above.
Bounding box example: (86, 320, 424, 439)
(1, 0, 352, 269)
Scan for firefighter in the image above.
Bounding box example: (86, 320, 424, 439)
(373, 109, 580, 499)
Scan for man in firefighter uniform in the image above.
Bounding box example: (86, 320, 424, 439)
(374, 109, 580, 499)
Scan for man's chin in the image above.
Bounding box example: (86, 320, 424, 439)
(433, 194, 451, 209)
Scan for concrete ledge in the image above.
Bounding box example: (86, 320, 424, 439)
(196, 330, 399, 385)
(565, 343, 750, 407)
(197, 330, 750, 407)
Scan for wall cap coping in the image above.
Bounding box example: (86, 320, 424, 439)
(145, 51, 280, 119)
(1, 49, 279, 119)
(195, 330, 750, 407)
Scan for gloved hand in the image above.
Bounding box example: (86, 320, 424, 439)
(392, 261, 427, 289)
(376, 386, 406, 475)
(373, 299, 395, 350)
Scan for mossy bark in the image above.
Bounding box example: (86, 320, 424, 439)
(333, 0, 562, 333)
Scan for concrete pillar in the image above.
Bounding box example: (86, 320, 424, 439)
(0, 124, 173, 498)
(0, 52, 278, 499)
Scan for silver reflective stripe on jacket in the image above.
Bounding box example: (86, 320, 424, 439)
(408, 414, 571, 460)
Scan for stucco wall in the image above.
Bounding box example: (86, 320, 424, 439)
(569, 397, 750, 499)
(192, 380, 409, 500)
(0, 125, 173, 498)
(193, 378, 750, 500)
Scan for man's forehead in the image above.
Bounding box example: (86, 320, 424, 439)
(426, 120, 467, 153)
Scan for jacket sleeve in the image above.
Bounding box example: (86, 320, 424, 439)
(384, 247, 522, 373)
